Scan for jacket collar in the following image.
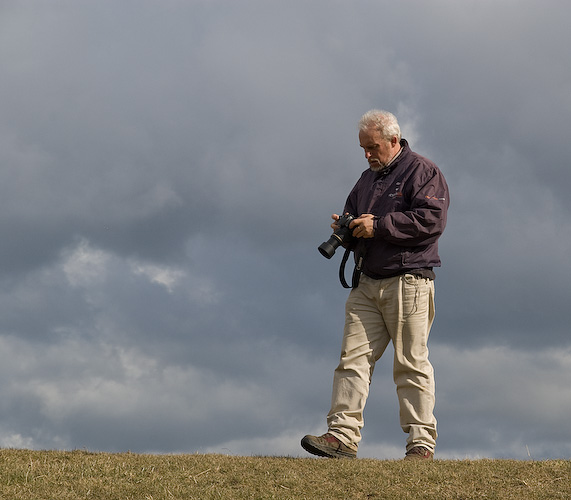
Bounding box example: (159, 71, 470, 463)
(375, 138, 409, 177)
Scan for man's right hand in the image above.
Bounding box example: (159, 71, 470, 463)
(331, 213, 340, 230)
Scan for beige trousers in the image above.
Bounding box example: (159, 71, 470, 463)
(327, 273, 437, 453)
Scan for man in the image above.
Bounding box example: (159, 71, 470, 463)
(302, 109, 449, 460)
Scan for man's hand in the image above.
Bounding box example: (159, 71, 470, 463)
(350, 214, 375, 238)
(331, 214, 341, 230)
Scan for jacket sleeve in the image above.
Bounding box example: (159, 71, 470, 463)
(374, 165, 449, 247)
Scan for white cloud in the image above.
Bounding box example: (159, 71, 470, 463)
(131, 262, 186, 293)
(62, 239, 110, 287)
(432, 343, 571, 459)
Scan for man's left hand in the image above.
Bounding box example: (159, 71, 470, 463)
(350, 214, 375, 238)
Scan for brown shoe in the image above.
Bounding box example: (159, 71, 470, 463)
(404, 446, 434, 461)
(301, 433, 357, 459)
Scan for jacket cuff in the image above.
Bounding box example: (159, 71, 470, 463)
(373, 216, 387, 239)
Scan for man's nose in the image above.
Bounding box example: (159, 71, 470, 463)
(365, 150, 371, 158)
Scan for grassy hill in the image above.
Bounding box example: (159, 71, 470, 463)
(0, 449, 569, 499)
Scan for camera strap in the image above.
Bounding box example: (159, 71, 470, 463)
(339, 248, 363, 289)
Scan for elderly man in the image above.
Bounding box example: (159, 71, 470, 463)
(302, 110, 449, 460)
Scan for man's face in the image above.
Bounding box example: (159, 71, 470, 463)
(358, 128, 396, 171)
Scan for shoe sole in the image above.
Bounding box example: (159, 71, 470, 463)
(404, 455, 434, 461)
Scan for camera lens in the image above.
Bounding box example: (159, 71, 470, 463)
(318, 236, 340, 259)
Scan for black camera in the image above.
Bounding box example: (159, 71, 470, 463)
(318, 213, 356, 259)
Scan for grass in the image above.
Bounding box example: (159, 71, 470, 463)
(0, 449, 569, 499)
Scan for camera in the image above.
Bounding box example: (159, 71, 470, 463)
(318, 213, 356, 259)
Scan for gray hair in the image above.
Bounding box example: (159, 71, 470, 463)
(358, 109, 401, 141)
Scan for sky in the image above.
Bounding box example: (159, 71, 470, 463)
(1, 0, 570, 460)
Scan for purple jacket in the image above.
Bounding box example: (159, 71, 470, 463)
(344, 139, 449, 279)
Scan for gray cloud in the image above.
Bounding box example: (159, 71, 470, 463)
(0, 0, 570, 460)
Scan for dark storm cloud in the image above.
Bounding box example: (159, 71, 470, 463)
(0, 0, 570, 459)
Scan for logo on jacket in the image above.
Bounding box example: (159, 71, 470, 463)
(388, 182, 403, 198)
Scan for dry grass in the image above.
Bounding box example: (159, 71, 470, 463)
(0, 449, 569, 499)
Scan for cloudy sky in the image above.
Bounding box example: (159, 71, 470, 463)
(1, 0, 570, 460)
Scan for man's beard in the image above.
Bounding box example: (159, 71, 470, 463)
(369, 161, 387, 172)
(369, 159, 395, 176)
